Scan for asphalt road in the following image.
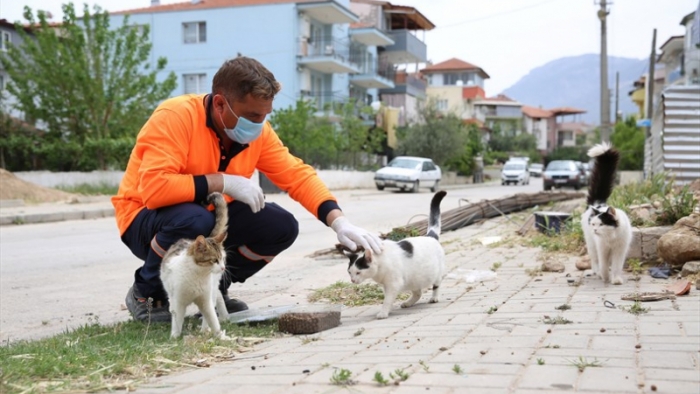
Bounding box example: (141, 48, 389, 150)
(0, 178, 545, 342)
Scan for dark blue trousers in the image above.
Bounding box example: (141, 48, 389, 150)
(121, 200, 299, 301)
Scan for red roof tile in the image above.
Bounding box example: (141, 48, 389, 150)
(112, 0, 322, 15)
(485, 94, 516, 102)
(549, 107, 587, 115)
(421, 58, 490, 79)
(462, 86, 485, 100)
(522, 105, 552, 118)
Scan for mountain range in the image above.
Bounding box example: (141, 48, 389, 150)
(502, 54, 648, 124)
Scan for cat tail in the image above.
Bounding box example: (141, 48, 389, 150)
(426, 190, 447, 240)
(586, 142, 620, 206)
(207, 192, 229, 237)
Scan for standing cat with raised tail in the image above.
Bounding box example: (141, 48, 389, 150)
(581, 142, 632, 285)
(160, 192, 230, 339)
(346, 191, 447, 319)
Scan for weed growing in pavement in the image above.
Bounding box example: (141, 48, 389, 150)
(452, 364, 463, 374)
(525, 266, 543, 277)
(330, 368, 355, 386)
(487, 306, 498, 314)
(622, 300, 649, 315)
(491, 262, 502, 271)
(543, 316, 573, 325)
(568, 356, 603, 372)
(537, 358, 545, 365)
(373, 371, 390, 386)
(390, 368, 410, 382)
(419, 360, 430, 372)
(0, 318, 279, 394)
(308, 281, 408, 306)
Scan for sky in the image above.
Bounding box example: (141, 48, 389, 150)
(1, 0, 697, 94)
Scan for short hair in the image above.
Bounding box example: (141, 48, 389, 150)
(212, 56, 281, 102)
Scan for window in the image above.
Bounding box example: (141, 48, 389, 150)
(436, 99, 448, 111)
(183, 22, 206, 44)
(183, 73, 207, 94)
(0, 75, 4, 90)
(1, 32, 10, 51)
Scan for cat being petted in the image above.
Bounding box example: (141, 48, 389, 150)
(160, 192, 230, 339)
(346, 190, 447, 319)
(581, 142, 632, 285)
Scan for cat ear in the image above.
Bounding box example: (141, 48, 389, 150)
(365, 248, 373, 263)
(608, 207, 617, 216)
(194, 235, 208, 252)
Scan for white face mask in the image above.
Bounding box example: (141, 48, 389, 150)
(220, 98, 265, 144)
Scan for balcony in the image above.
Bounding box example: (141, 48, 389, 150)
(350, 61, 395, 89)
(378, 71, 426, 98)
(349, 27, 394, 47)
(300, 90, 349, 112)
(297, 36, 360, 74)
(297, 1, 358, 24)
(379, 29, 427, 64)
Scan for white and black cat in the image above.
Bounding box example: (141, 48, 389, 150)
(160, 192, 230, 339)
(346, 190, 447, 319)
(581, 142, 632, 285)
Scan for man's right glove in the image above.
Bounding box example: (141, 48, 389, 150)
(221, 174, 265, 213)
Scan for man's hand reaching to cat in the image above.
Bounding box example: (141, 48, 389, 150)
(330, 216, 382, 254)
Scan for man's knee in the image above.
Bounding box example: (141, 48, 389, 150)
(275, 209, 299, 247)
(160, 203, 215, 241)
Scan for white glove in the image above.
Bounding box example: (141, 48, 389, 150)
(331, 217, 382, 254)
(221, 174, 265, 213)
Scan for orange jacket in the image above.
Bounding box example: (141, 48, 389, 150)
(112, 94, 337, 236)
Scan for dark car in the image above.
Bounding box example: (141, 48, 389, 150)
(543, 160, 587, 190)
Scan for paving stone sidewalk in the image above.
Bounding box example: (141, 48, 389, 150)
(131, 216, 700, 394)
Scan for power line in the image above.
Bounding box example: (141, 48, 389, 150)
(435, 0, 566, 30)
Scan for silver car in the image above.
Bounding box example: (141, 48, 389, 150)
(374, 156, 442, 193)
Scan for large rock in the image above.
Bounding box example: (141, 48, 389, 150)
(657, 213, 700, 266)
(628, 226, 672, 262)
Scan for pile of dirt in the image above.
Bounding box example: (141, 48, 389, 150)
(0, 169, 78, 203)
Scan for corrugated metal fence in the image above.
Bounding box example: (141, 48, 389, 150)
(661, 85, 700, 185)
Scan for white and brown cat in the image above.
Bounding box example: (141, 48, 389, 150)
(581, 142, 632, 285)
(160, 192, 230, 339)
(346, 190, 447, 319)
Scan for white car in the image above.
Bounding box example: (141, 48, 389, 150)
(501, 161, 530, 185)
(374, 156, 441, 193)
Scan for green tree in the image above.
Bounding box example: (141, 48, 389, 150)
(396, 99, 466, 167)
(334, 99, 384, 169)
(611, 116, 644, 170)
(269, 99, 337, 168)
(445, 124, 483, 175)
(0, 4, 176, 168)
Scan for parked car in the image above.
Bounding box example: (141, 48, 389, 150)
(529, 163, 544, 177)
(374, 156, 441, 193)
(543, 160, 587, 190)
(501, 160, 530, 185)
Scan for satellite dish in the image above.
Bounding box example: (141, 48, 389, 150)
(456, 80, 464, 86)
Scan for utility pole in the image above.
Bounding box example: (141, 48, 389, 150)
(615, 71, 620, 123)
(596, 0, 611, 142)
(646, 28, 657, 137)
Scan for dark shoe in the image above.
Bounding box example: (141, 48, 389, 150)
(223, 293, 249, 314)
(125, 285, 171, 323)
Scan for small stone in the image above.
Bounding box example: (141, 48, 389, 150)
(635, 344, 642, 349)
(600, 328, 606, 333)
(681, 261, 700, 277)
(542, 261, 565, 273)
(439, 347, 448, 351)
(547, 329, 552, 333)
(480, 350, 487, 355)
(651, 384, 657, 391)
(576, 257, 591, 271)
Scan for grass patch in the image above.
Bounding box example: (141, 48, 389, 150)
(383, 227, 421, 241)
(609, 173, 696, 226)
(55, 182, 119, 196)
(330, 368, 355, 386)
(543, 316, 573, 325)
(526, 218, 584, 254)
(0, 317, 279, 394)
(621, 300, 649, 315)
(308, 281, 408, 306)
